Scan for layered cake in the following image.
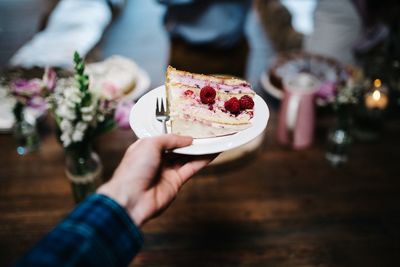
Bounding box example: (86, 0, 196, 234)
(166, 66, 255, 138)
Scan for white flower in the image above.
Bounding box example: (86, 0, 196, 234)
(72, 128, 84, 142)
(66, 99, 77, 109)
(81, 105, 94, 113)
(64, 86, 82, 104)
(60, 132, 71, 147)
(60, 119, 73, 132)
(82, 114, 93, 122)
(56, 104, 76, 121)
(97, 114, 105, 122)
(76, 121, 87, 131)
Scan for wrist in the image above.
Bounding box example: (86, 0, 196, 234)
(97, 182, 144, 227)
(129, 205, 146, 227)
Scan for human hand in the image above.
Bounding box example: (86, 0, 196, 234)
(98, 134, 216, 227)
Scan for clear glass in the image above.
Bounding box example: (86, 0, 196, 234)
(13, 119, 40, 155)
(325, 127, 352, 166)
(65, 144, 102, 203)
(325, 104, 353, 167)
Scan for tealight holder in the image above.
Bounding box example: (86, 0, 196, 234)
(354, 79, 389, 141)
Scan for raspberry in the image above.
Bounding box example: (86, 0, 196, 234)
(224, 97, 241, 114)
(184, 90, 194, 96)
(239, 95, 254, 110)
(200, 86, 216, 104)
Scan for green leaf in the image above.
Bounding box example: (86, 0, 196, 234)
(73, 51, 81, 64)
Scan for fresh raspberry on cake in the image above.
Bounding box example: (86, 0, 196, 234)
(200, 86, 216, 104)
(239, 95, 254, 110)
(166, 66, 256, 138)
(224, 97, 241, 114)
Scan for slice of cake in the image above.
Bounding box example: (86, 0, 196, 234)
(166, 66, 255, 138)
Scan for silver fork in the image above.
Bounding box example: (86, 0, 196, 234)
(155, 97, 170, 134)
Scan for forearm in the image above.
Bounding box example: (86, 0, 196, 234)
(14, 194, 143, 267)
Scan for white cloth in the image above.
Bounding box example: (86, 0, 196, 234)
(304, 0, 362, 64)
(0, 84, 16, 132)
(10, 0, 112, 68)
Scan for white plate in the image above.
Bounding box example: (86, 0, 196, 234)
(129, 85, 270, 155)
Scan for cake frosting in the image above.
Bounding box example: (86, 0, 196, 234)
(166, 66, 255, 138)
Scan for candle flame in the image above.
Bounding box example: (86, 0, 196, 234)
(374, 79, 381, 88)
(372, 90, 381, 101)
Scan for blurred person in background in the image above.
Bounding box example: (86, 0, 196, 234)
(158, 0, 253, 76)
(304, 0, 396, 65)
(13, 0, 253, 75)
(303, 0, 363, 64)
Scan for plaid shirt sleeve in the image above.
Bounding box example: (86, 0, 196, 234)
(14, 194, 143, 267)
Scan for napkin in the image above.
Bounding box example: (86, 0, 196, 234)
(0, 84, 16, 132)
(9, 0, 112, 68)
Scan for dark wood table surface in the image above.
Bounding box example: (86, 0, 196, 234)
(1, 1, 400, 266)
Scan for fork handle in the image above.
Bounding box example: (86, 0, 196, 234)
(162, 120, 168, 134)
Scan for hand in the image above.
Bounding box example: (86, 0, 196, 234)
(98, 134, 217, 227)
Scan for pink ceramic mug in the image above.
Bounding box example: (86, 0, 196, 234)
(277, 74, 320, 150)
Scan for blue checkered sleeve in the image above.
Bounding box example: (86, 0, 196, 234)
(14, 194, 143, 267)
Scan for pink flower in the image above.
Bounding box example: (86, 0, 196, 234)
(42, 67, 56, 92)
(316, 81, 337, 101)
(27, 96, 48, 114)
(11, 79, 43, 97)
(102, 82, 121, 100)
(114, 99, 135, 130)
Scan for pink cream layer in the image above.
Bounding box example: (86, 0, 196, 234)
(171, 93, 253, 123)
(169, 73, 253, 94)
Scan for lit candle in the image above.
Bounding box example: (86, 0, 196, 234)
(364, 79, 388, 109)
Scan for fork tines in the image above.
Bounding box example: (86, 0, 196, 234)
(156, 97, 167, 114)
(160, 98, 165, 113)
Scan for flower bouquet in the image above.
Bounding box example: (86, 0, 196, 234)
(9, 68, 56, 154)
(48, 52, 135, 202)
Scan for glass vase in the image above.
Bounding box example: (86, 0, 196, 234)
(13, 117, 40, 155)
(325, 127, 352, 166)
(325, 104, 353, 166)
(65, 143, 103, 203)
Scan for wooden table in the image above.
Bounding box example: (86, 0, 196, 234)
(1, 1, 400, 266)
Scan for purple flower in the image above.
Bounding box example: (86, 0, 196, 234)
(11, 78, 43, 97)
(114, 99, 135, 130)
(42, 67, 56, 92)
(316, 81, 337, 101)
(27, 96, 48, 115)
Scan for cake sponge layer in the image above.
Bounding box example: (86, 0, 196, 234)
(171, 118, 251, 139)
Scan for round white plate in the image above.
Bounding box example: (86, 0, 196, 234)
(130, 85, 270, 155)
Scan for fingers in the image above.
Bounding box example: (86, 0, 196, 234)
(153, 134, 193, 150)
